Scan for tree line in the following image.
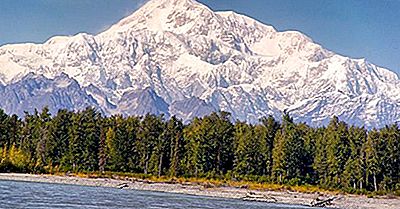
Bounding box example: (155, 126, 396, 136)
(0, 107, 399, 193)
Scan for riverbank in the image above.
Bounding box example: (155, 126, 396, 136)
(0, 173, 398, 209)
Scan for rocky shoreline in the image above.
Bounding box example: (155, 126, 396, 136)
(0, 173, 399, 209)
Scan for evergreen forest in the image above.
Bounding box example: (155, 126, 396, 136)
(0, 107, 399, 194)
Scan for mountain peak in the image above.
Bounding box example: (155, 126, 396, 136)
(145, 0, 200, 7)
(105, 0, 214, 34)
(0, 0, 400, 128)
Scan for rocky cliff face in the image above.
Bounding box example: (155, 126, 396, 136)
(0, 0, 399, 127)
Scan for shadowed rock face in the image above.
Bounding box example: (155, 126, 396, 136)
(0, 0, 399, 128)
(169, 97, 216, 123)
(118, 87, 170, 118)
(0, 73, 99, 116)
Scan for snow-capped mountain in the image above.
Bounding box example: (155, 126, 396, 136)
(0, 0, 399, 128)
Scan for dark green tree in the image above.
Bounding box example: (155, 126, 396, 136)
(46, 109, 72, 168)
(324, 116, 350, 188)
(138, 114, 165, 175)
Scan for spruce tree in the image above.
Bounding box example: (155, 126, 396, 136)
(138, 114, 164, 175)
(163, 116, 184, 177)
(260, 115, 280, 177)
(47, 109, 73, 169)
(313, 127, 328, 186)
(325, 116, 350, 188)
(233, 122, 253, 176)
(182, 117, 204, 177)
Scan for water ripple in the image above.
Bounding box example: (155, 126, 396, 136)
(0, 180, 316, 209)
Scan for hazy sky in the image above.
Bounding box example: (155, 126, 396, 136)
(0, 0, 399, 74)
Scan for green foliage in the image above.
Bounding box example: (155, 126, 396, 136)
(181, 117, 203, 177)
(0, 107, 398, 194)
(163, 116, 184, 177)
(137, 114, 165, 175)
(47, 109, 72, 168)
(0, 144, 29, 172)
(272, 114, 306, 183)
(233, 122, 254, 175)
(324, 117, 351, 187)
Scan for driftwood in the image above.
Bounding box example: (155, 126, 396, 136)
(242, 191, 277, 203)
(310, 196, 337, 207)
(117, 183, 129, 189)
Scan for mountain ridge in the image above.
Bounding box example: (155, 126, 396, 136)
(0, 0, 399, 128)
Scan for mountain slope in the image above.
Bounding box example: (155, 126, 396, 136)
(0, 0, 399, 127)
(0, 73, 99, 116)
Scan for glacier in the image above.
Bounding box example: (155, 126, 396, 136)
(0, 0, 399, 128)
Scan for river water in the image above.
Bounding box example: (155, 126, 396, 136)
(0, 180, 318, 209)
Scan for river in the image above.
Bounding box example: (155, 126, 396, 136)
(0, 180, 319, 209)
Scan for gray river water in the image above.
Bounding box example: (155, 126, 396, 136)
(0, 180, 318, 209)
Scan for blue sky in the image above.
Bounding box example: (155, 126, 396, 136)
(0, 0, 399, 74)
